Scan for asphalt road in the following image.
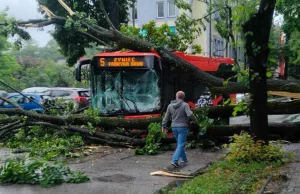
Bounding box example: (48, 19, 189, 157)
(0, 148, 223, 194)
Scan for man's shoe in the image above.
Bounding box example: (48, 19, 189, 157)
(172, 163, 179, 168)
(181, 160, 188, 164)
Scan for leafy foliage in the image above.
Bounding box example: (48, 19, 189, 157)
(0, 158, 89, 188)
(194, 108, 213, 135)
(167, 160, 283, 194)
(135, 123, 165, 155)
(0, 10, 24, 90)
(121, 21, 202, 53)
(0, 9, 30, 49)
(276, 0, 300, 79)
(38, 0, 129, 64)
(5, 126, 85, 161)
(83, 107, 101, 124)
(0, 36, 86, 91)
(223, 132, 290, 163)
(167, 133, 291, 193)
(232, 99, 249, 117)
(277, 0, 300, 33)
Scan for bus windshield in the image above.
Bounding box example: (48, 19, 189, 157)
(92, 69, 161, 114)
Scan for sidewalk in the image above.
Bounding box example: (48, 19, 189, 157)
(0, 148, 223, 194)
(280, 144, 300, 194)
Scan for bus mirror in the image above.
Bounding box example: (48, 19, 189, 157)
(76, 59, 90, 82)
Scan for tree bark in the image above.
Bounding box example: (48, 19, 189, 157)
(107, 0, 120, 30)
(207, 123, 300, 138)
(1, 100, 300, 130)
(197, 100, 300, 117)
(243, 0, 276, 143)
(284, 33, 290, 80)
(10, 1, 300, 94)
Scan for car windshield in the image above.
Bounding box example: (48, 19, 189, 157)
(92, 69, 161, 114)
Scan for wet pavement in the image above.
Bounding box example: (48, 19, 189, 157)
(0, 148, 224, 194)
(280, 144, 300, 194)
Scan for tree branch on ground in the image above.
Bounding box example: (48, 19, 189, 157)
(9, 0, 300, 94)
(0, 96, 23, 110)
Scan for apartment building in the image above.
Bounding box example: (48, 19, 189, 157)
(128, 0, 243, 59)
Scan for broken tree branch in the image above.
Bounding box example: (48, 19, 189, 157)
(98, 0, 118, 31)
(78, 31, 112, 48)
(0, 96, 23, 110)
(57, 0, 75, 16)
(8, 1, 300, 94)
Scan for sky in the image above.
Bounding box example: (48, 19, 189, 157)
(0, 0, 53, 47)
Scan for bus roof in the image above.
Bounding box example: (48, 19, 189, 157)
(172, 51, 235, 71)
(93, 50, 235, 72)
(94, 51, 160, 58)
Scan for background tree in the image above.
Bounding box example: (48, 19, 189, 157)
(5, 0, 299, 143)
(0, 10, 27, 90)
(37, 0, 129, 64)
(120, 21, 202, 54)
(211, 0, 259, 69)
(9, 39, 84, 88)
(277, 0, 300, 80)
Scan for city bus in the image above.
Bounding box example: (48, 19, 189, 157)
(76, 50, 236, 118)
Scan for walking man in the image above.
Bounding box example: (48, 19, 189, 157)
(162, 91, 198, 168)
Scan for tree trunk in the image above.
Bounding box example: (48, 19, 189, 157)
(13, 3, 300, 94)
(243, 0, 276, 143)
(1, 100, 300, 130)
(284, 33, 290, 80)
(207, 123, 300, 138)
(107, 0, 120, 29)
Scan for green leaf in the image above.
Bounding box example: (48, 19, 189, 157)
(269, 58, 276, 63)
(266, 72, 273, 78)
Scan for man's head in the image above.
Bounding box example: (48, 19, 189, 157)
(176, 91, 185, 100)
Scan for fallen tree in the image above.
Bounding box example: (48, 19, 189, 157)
(5, 0, 300, 95)
(1, 99, 300, 147)
(0, 0, 299, 146)
(207, 123, 300, 138)
(1, 99, 300, 130)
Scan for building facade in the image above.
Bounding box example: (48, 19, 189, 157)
(128, 0, 243, 59)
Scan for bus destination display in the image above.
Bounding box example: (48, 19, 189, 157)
(99, 57, 147, 67)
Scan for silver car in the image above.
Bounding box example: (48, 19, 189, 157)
(44, 88, 91, 110)
(21, 87, 50, 94)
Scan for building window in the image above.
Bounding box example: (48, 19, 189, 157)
(168, 1, 176, 17)
(133, 3, 138, 20)
(157, 2, 164, 18)
(214, 39, 217, 55)
(220, 41, 224, 56)
(131, 3, 138, 20)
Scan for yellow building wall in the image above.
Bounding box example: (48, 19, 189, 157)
(191, 0, 209, 56)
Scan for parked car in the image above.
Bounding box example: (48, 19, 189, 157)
(21, 87, 50, 94)
(0, 93, 45, 112)
(44, 88, 91, 110)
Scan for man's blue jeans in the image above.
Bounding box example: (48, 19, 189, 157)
(172, 127, 188, 164)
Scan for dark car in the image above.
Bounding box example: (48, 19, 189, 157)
(0, 93, 45, 112)
(44, 88, 91, 110)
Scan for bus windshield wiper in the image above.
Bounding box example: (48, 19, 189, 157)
(105, 73, 140, 113)
(123, 98, 140, 113)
